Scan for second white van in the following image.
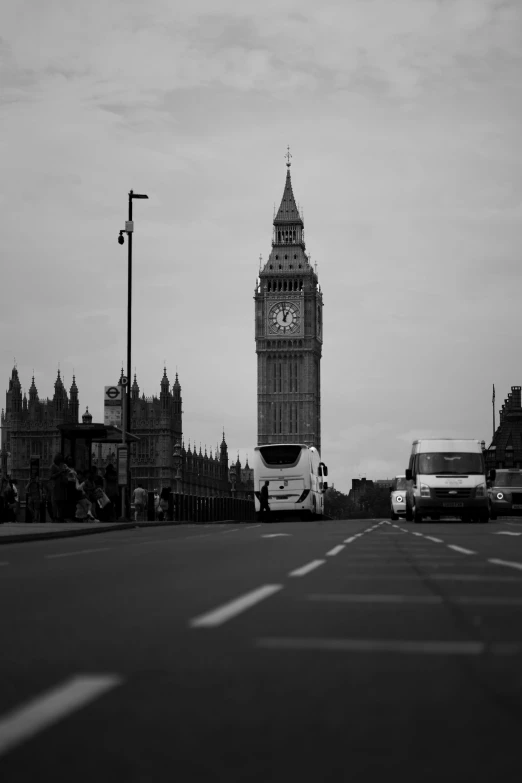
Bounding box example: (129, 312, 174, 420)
(404, 438, 489, 523)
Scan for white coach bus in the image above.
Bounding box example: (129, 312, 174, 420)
(253, 443, 328, 521)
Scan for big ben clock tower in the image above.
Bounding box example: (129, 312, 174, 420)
(255, 151, 323, 452)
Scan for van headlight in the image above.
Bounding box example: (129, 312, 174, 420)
(475, 483, 486, 498)
(496, 492, 504, 500)
(420, 483, 430, 497)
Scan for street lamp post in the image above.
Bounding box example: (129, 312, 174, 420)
(118, 190, 148, 513)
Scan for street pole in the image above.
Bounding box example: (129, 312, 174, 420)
(118, 189, 148, 512)
(121, 387, 126, 520)
(127, 191, 133, 495)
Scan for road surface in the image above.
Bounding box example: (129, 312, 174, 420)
(1, 517, 522, 781)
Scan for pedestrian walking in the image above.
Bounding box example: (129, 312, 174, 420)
(48, 454, 69, 522)
(133, 484, 148, 522)
(158, 487, 171, 521)
(103, 464, 120, 518)
(25, 474, 43, 523)
(259, 480, 271, 522)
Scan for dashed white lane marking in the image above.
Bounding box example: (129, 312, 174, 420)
(255, 638, 519, 655)
(494, 531, 522, 536)
(189, 584, 283, 628)
(447, 545, 476, 555)
(221, 528, 242, 534)
(0, 674, 122, 758)
(488, 558, 522, 572)
(45, 547, 112, 559)
(411, 532, 424, 537)
(425, 536, 443, 543)
(289, 560, 325, 577)
(326, 545, 345, 557)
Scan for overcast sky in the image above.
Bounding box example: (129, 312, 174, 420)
(1, 0, 521, 493)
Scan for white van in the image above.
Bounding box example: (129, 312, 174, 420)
(404, 439, 489, 523)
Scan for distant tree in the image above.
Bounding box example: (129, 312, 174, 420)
(325, 484, 390, 520)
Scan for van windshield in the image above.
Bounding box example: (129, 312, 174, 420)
(418, 453, 485, 475)
(494, 472, 522, 487)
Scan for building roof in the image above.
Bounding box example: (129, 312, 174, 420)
(274, 167, 303, 227)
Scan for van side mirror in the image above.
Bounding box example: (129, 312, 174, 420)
(323, 466, 328, 477)
(405, 469, 412, 481)
(323, 482, 328, 491)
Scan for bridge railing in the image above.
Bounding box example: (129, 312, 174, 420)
(146, 492, 256, 524)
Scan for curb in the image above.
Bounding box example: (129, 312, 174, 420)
(0, 519, 253, 544)
(0, 523, 135, 545)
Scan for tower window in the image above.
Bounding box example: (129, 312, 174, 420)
(275, 255, 278, 260)
(289, 265, 293, 269)
(294, 254, 297, 259)
(299, 264, 302, 269)
(279, 265, 282, 270)
(284, 254, 288, 259)
(269, 264, 273, 269)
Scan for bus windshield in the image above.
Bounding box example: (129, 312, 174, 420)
(259, 445, 303, 466)
(418, 452, 485, 475)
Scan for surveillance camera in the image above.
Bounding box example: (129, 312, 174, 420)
(118, 233, 124, 245)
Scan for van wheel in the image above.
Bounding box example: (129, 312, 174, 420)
(489, 508, 497, 521)
(413, 505, 423, 524)
(405, 502, 413, 522)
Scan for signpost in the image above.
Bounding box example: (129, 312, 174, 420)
(104, 385, 123, 427)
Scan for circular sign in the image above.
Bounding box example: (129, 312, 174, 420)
(106, 386, 120, 399)
(121, 376, 128, 387)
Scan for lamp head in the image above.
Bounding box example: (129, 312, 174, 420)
(118, 231, 125, 245)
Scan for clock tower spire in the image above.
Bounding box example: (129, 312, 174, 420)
(255, 153, 323, 452)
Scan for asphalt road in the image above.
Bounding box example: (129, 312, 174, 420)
(1, 516, 522, 782)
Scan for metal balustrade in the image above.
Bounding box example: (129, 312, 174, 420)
(146, 492, 255, 523)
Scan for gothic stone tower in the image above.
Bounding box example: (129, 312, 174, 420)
(255, 158, 323, 451)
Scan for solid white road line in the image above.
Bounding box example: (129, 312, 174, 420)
(326, 545, 345, 557)
(488, 558, 522, 572)
(494, 531, 522, 536)
(289, 560, 325, 577)
(425, 536, 443, 543)
(307, 593, 522, 606)
(0, 675, 122, 758)
(189, 584, 283, 628)
(255, 638, 500, 655)
(308, 594, 443, 604)
(45, 548, 112, 559)
(447, 545, 476, 555)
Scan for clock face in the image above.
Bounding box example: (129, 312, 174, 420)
(268, 302, 301, 335)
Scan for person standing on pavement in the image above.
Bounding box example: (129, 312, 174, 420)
(133, 483, 148, 522)
(259, 480, 270, 522)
